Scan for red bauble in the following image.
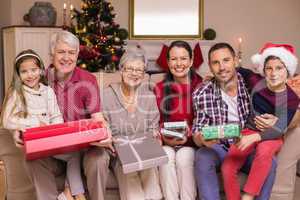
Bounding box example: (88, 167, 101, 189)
(111, 55, 119, 62)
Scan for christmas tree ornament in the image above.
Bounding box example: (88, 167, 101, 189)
(114, 37, 120, 43)
(100, 35, 107, 43)
(81, 3, 88, 9)
(80, 63, 87, 69)
(111, 55, 119, 62)
(110, 47, 115, 54)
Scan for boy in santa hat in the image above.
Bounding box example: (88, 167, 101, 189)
(222, 43, 300, 200)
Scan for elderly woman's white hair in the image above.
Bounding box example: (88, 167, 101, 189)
(118, 46, 148, 70)
(50, 31, 80, 55)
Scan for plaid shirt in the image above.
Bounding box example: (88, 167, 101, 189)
(192, 73, 250, 133)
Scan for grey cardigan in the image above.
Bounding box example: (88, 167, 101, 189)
(102, 83, 159, 138)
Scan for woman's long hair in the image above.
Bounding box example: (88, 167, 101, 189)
(0, 49, 47, 126)
(162, 41, 196, 121)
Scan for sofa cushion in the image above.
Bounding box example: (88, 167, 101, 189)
(0, 161, 5, 200)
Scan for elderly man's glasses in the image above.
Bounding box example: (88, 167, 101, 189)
(123, 67, 145, 75)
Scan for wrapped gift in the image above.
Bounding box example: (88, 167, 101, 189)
(202, 123, 240, 140)
(23, 119, 108, 160)
(161, 121, 187, 139)
(161, 128, 185, 139)
(114, 136, 168, 174)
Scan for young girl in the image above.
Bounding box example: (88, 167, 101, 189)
(221, 43, 300, 200)
(154, 41, 202, 200)
(0, 49, 86, 200)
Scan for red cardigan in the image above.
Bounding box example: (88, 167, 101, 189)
(154, 74, 202, 147)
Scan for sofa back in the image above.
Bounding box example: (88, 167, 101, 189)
(93, 71, 165, 101)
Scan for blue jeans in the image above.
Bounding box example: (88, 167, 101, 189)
(194, 144, 276, 200)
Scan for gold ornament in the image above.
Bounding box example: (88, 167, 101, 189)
(75, 26, 87, 34)
(110, 48, 115, 53)
(81, 3, 88, 9)
(80, 63, 87, 69)
(84, 38, 92, 47)
(114, 37, 120, 43)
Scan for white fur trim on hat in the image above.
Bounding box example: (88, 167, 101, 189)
(251, 47, 298, 76)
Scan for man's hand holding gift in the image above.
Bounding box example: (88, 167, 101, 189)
(193, 132, 219, 148)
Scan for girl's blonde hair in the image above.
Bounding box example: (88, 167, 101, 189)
(0, 49, 47, 126)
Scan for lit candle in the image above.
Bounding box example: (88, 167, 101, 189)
(237, 37, 242, 66)
(238, 37, 242, 52)
(70, 4, 74, 25)
(63, 3, 67, 27)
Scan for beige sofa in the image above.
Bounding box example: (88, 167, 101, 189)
(0, 128, 36, 200)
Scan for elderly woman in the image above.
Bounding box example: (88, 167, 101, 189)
(26, 31, 112, 200)
(101, 47, 163, 200)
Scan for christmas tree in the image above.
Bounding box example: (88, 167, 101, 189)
(70, 0, 128, 72)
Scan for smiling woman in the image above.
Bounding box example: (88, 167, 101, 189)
(129, 0, 203, 39)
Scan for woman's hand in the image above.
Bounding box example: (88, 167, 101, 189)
(254, 114, 278, 131)
(153, 131, 163, 145)
(237, 133, 261, 151)
(162, 135, 187, 147)
(12, 130, 24, 148)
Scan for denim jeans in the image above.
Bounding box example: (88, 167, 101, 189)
(194, 144, 276, 200)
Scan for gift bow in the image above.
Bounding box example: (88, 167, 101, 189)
(115, 136, 147, 172)
(115, 136, 146, 146)
(218, 126, 225, 139)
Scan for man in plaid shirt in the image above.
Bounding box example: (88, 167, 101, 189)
(192, 43, 277, 200)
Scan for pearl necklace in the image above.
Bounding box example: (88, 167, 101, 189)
(120, 85, 137, 105)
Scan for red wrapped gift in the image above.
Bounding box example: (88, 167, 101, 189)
(23, 119, 108, 160)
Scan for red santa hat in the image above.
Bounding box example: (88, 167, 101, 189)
(251, 43, 298, 76)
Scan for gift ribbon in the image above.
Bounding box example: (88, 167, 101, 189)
(218, 126, 225, 139)
(115, 136, 146, 171)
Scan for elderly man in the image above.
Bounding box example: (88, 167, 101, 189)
(25, 31, 113, 200)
